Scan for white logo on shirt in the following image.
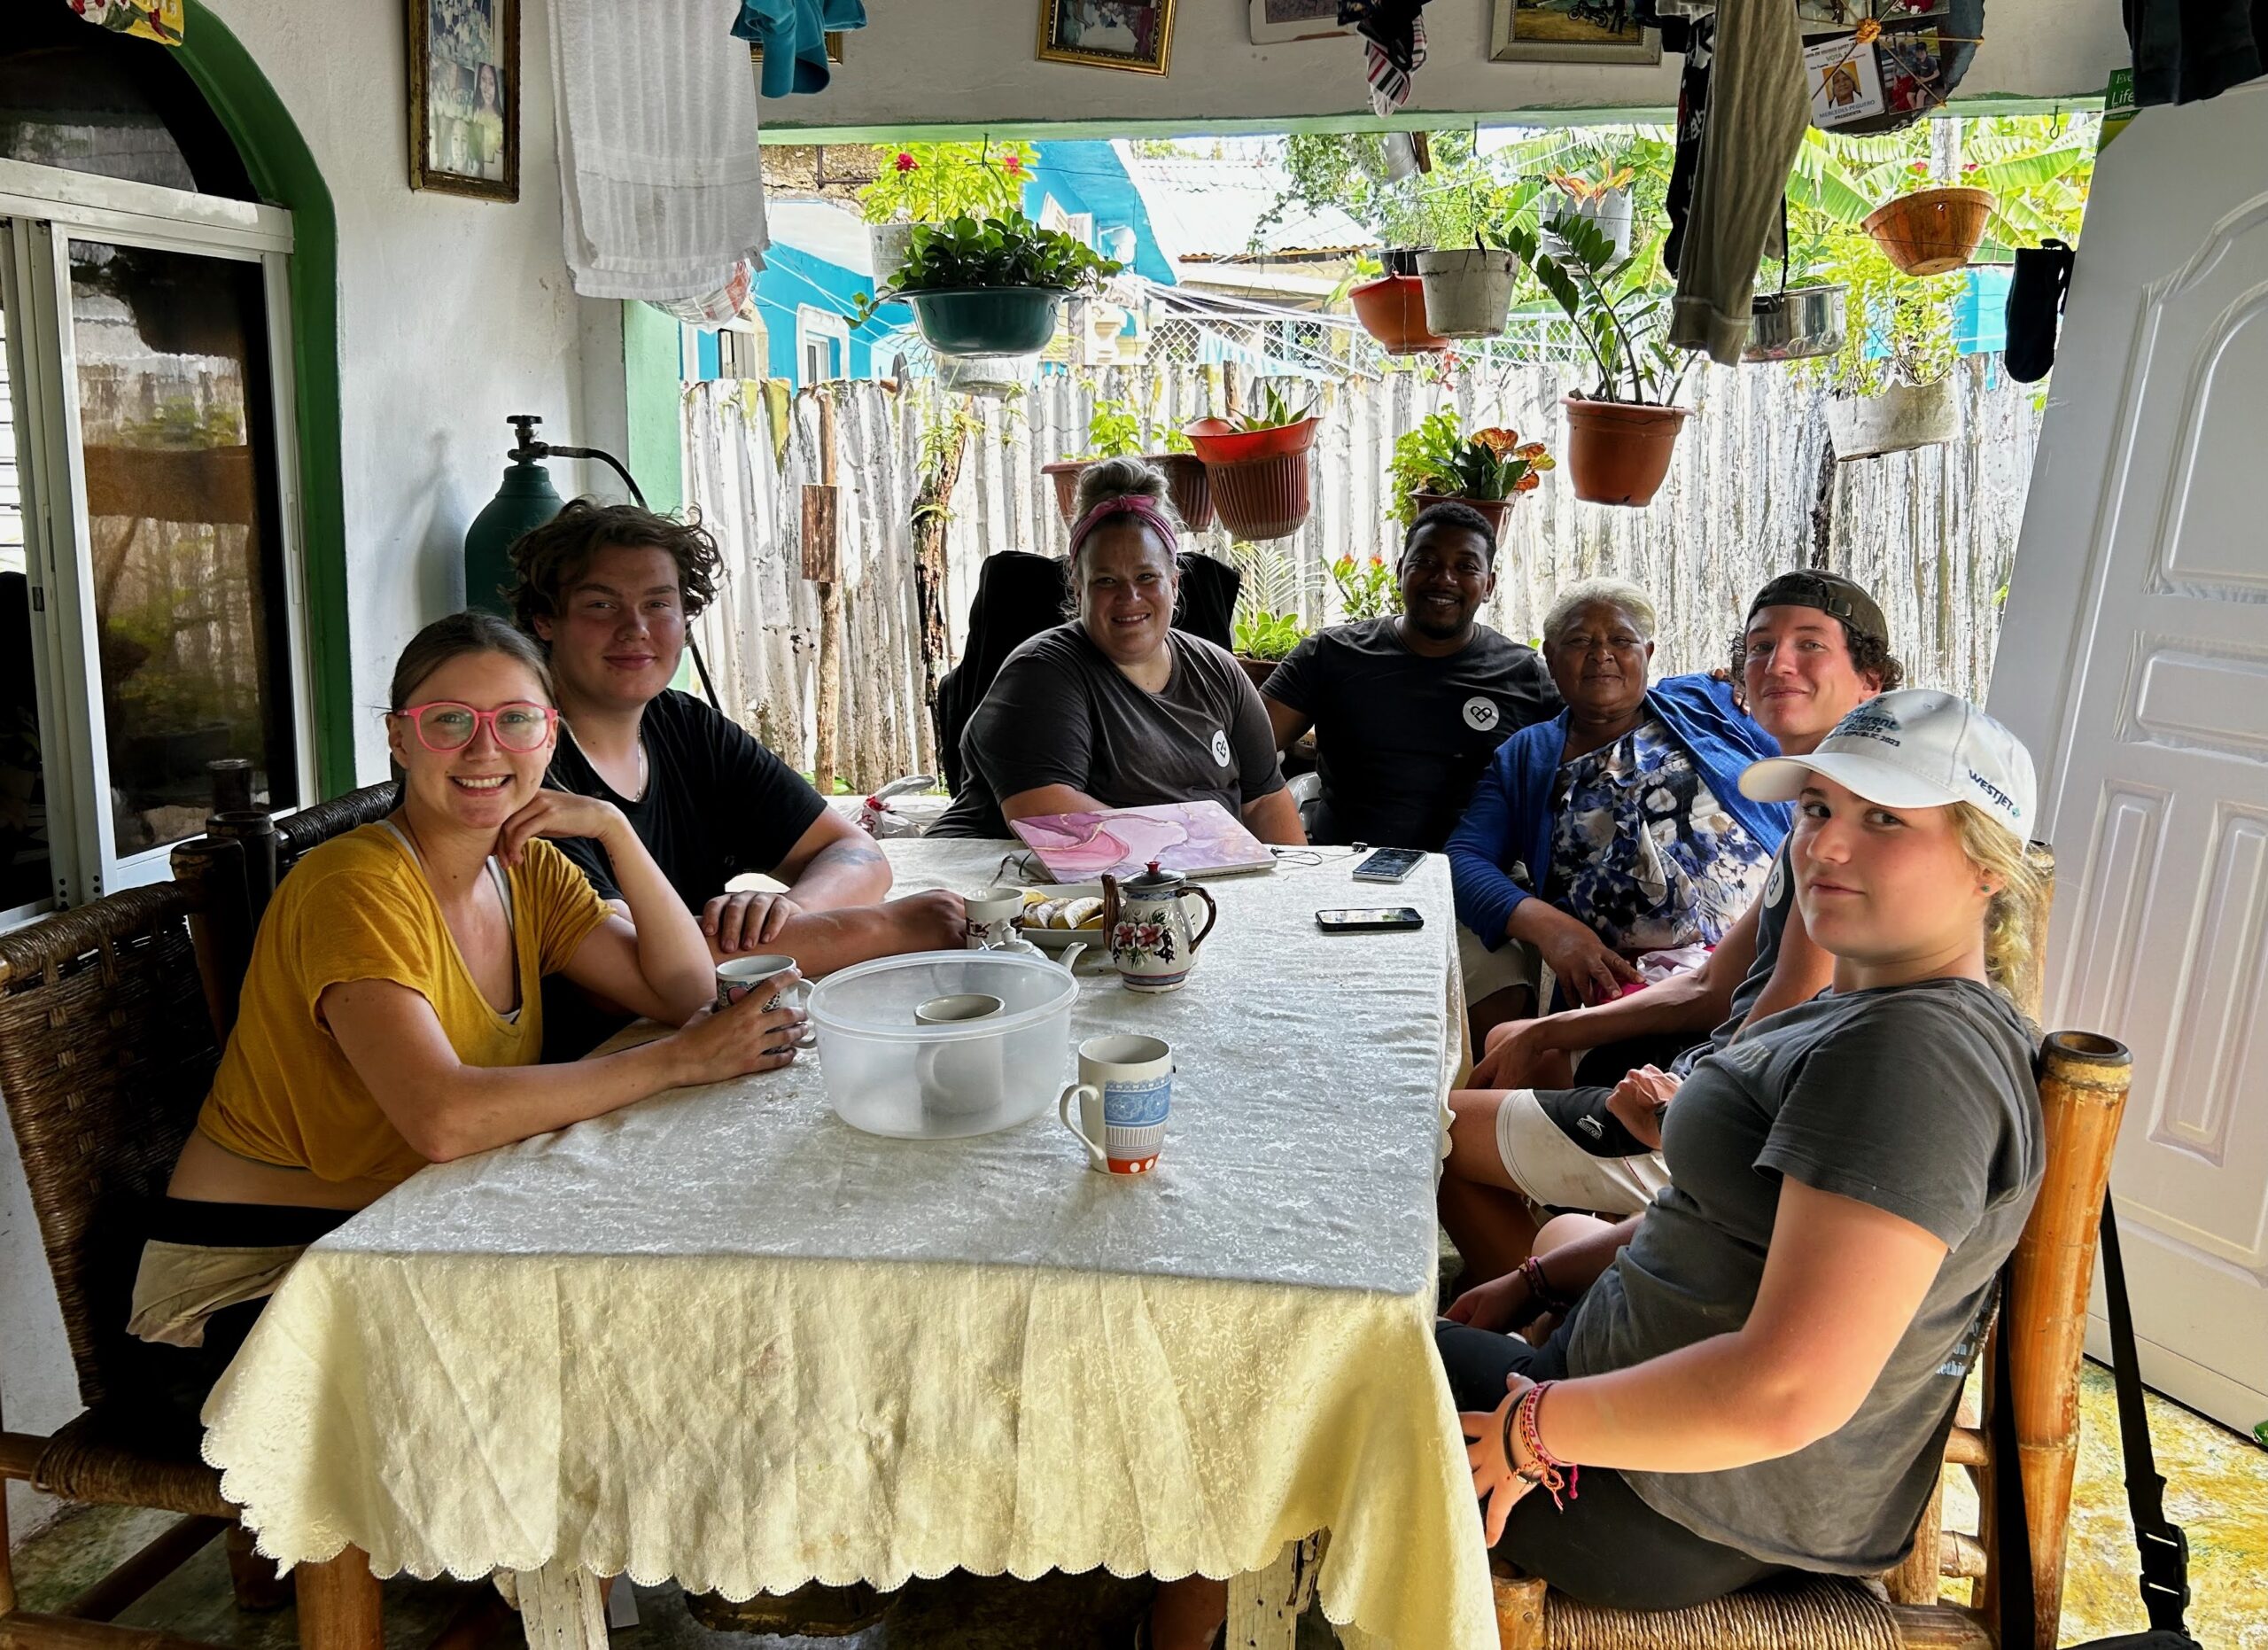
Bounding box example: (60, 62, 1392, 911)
(1764, 854, 1787, 909)
(1463, 697, 1500, 732)
(1210, 729, 1232, 767)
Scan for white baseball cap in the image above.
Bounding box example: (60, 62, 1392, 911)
(1739, 689, 2036, 844)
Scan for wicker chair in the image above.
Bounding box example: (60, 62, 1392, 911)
(1488, 843, 2133, 1650)
(0, 781, 486, 1650)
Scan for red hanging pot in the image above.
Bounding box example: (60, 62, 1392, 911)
(1208, 453, 1311, 541)
(1350, 275, 1448, 354)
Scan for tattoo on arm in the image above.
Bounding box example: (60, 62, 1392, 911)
(805, 836, 886, 873)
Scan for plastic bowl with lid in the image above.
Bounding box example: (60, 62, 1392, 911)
(806, 950, 1077, 1139)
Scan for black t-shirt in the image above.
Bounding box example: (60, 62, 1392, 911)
(930, 624, 1285, 840)
(1261, 618, 1560, 851)
(543, 689, 827, 908)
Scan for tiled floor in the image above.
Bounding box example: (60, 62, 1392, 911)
(12, 1361, 2260, 1649)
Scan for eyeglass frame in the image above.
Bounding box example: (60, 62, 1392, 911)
(391, 700, 562, 754)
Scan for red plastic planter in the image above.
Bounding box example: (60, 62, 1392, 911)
(1184, 415, 1319, 467)
(1409, 492, 1513, 536)
(1351, 274, 1449, 354)
(1208, 452, 1311, 541)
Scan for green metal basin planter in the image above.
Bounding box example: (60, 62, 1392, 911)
(906, 286, 1067, 356)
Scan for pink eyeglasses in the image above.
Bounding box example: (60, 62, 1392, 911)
(393, 700, 559, 753)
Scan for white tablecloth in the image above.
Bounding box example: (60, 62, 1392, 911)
(201, 842, 1495, 1650)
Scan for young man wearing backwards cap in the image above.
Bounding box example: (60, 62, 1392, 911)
(1441, 569, 1905, 1284)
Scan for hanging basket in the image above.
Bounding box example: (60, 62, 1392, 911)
(867, 222, 918, 287)
(1826, 377, 1959, 460)
(906, 285, 1066, 355)
(1184, 415, 1319, 466)
(1409, 493, 1513, 537)
(1041, 461, 1086, 521)
(1208, 453, 1312, 541)
(1041, 454, 1214, 530)
(1349, 274, 1449, 354)
(1561, 397, 1690, 508)
(1744, 283, 1847, 362)
(1415, 248, 1517, 339)
(1861, 186, 1994, 277)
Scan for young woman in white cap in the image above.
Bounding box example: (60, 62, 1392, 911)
(1425, 689, 2048, 1610)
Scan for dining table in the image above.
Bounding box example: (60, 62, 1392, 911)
(199, 838, 1496, 1650)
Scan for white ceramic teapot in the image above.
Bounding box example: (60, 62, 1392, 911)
(1103, 862, 1219, 993)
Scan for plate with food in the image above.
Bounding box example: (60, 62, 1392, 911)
(1015, 883, 1113, 948)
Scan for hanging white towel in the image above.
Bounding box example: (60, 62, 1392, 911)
(550, 0, 769, 301)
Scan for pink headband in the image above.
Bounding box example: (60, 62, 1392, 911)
(1068, 493, 1178, 562)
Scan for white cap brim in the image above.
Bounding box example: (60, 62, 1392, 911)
(1739, 751, 1968, 811)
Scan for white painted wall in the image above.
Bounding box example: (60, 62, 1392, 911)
(759, 0, 2124, 131)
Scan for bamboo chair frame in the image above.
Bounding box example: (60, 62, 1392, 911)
(1488, 844, 2136, 1650)
(0, 782, 494, 1650)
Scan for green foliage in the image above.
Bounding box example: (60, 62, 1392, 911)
(1233, 609, 1308, 660)
(1331, 552, 1400, 622)
(1229, 537, 1315, 634)
(879, 214, 1123, 300)
(1386, 409, 1552, 524)
(1083, 395, 1145, 459)
(1498, 210, 1695, 406)
(1231, 381, 1315, 433)
(857, 141, 1037, 226)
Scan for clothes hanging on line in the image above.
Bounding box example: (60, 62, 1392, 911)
(2123, 0, 2268, 106)
(734, 0, 867, 99)
(551, 0, 770, 301)
(1340, 0, 1431, 115)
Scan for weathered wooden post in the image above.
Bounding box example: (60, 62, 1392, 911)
(804, 391, 843, 794)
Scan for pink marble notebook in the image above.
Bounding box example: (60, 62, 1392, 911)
(1009, 799, 1277, 883)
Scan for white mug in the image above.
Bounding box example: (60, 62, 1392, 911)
(962, 884, 1026, 949)
(715, 953, 815, 1047)
(914, 993, 1005, 1117)
(914, 992, 1006, 1026)
(1058, 1033, 1173, 1175)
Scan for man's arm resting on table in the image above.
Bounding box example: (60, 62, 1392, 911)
(1242, 785, 1307, 845)
(1000, 782, 1112, 822)
(767, 807, 891, 911)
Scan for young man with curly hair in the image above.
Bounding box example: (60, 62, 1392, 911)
(508, 501, 963, 983)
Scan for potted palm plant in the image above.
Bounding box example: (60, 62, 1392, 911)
(857, 141, 1037, 285)
(1500, 210, 1699, 508)
(1186, 383, 1320, 540)
(1386, 409, 1553, 534)
(883, 214, 1123, 358)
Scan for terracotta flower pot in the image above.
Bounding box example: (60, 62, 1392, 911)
(1208, 451, 1312, 541)
(1409, 492, 1513, 537)
(1560, 397, 1690, 508)
(1184, 415, 1319, 466)
(1236, 656, 1281, 690)
(1042, 454, 1213, 530)
(1861, 186, 1993, 278)
(1349, 274, 1448, 354)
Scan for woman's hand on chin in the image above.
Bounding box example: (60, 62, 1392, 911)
(495, 791, 627, 867)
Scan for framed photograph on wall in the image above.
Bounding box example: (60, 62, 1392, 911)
(1037, 0, 1177, 74)
(408, 0, 518, 202)
(1488, 0, 1661, 66)
(1249, 0, 1349, 43)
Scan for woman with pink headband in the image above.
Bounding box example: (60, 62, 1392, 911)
(928, 458, 1305, 844)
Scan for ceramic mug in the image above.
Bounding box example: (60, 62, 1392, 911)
(1058, 1033, 1173, 1175)
(715, 953, 816, 1047)
(914, 993, 1005, 1117)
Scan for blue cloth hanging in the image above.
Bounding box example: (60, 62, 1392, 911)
(734, 0, 866, 98)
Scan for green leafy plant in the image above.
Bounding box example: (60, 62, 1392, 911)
(1157, 426, 1194, 455)
(1229, 538, 1316, 643)
(1083, 395, 1145, 459)
(1231, 381, 1316, 433)
(1330, 553, 1400, 622)
(1386, 409, 1554, 525)
(883, 214, 1123, 297)
(1233, 609, 1309, 660)
(1495, 210, 1697, 407)
(857, 141, 1037, 226)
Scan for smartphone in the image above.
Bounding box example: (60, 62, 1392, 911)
(1351, 847, 1425, 883)
(1316, 907, 1425, 933)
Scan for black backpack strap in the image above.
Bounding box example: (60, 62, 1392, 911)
(1993, 1192, 2192, 1647)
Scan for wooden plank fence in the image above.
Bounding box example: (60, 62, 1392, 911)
(683, 357, 2039, 789)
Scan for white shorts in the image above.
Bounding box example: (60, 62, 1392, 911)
(1494, 1087, 1670, 1217)
(1457, 924, 1542, 1005)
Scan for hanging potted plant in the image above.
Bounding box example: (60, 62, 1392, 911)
(1501, 211, 1698, 508)
(1185, 383, 1320, 541)
(1543, 167, 1636, 264)
(1386, 409, 1553, 535)
(1349, 248, 1449, 354)
(857, 141, 1038, 286)
(1861, 164, 1994, 277)
(1415, 231, 1519, 340)
(882, 214, 1123, 358)
(1799, 207, 1964, 459)
(1043, 396, 1214, 529)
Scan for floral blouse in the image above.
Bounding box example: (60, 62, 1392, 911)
(1540, 716, 1774, 956)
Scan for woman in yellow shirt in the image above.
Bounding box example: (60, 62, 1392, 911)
(131, 612, 804, 1414)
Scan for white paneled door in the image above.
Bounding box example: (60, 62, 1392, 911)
(1992, 83, 2268, 1436)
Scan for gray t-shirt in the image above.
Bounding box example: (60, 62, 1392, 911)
(1565, 977, 2042, 1573)
(1669, 837, 1798, 1077)
(931, 624, 1286, 840)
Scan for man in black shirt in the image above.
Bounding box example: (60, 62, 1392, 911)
(1261, 502, 1560, 850)
(509, 502, 964, 974)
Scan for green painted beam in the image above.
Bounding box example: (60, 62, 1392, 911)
(175, 1, 356, 797)
(622, 300, 684, 518)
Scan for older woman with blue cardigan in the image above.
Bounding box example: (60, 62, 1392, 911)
(1449, 578, 1790, 1023)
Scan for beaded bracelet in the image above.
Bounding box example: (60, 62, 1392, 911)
(1516, 1381, 1580, 1510)
(1518, 1255, 1571, 1314)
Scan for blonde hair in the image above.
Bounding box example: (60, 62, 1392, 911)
(1953, 802, 2047, 1010)
(1067, 456, 1181, 621)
